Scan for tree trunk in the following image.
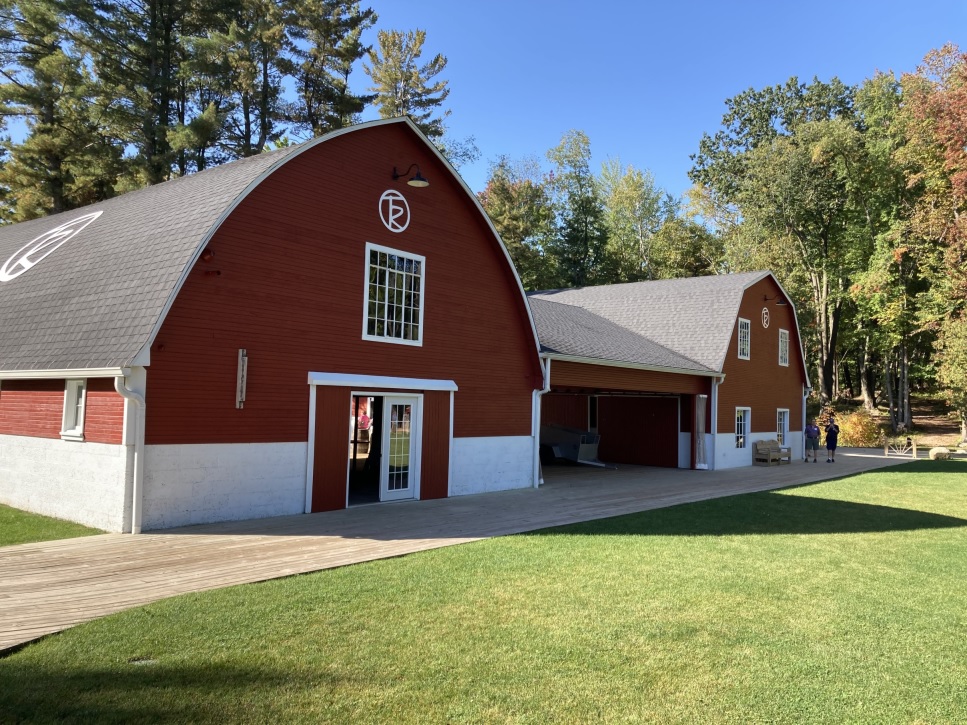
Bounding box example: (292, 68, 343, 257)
(884, 362, 897, 434)
(901, 342, 912, 429)
(858, 339, 875, 409)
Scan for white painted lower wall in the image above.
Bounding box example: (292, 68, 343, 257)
(450, 435, 534, 496)
(713, 431, 804, 470)
(142, 442, 307, 530)
(678, 433, 691, 469)
(0, 434, 129, 531)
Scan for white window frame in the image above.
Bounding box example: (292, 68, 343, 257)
(777, 408, 789, 446)
(362, 242, 426, 347)
(61, 379, 87, 441)
(779, 329, 789, 367)
(735, 407, 751, 449)
(737, 318, 750, 360)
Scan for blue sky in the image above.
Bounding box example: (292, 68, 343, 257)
(364, 1, 967, 198)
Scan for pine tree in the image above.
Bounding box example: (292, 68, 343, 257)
(363, 28, 449, 140)
(0, 0, 122, 219)
(285, 0, 376, 136)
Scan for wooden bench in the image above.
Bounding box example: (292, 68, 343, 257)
(753, 439, 792, 466)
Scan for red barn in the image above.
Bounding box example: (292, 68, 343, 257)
(0, 119, 544, 532)
(530, 272, 810, 470)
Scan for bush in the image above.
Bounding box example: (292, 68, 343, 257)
(929, 447, 951, 460)
(838, 408, 885, 447)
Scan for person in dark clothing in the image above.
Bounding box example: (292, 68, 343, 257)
(825, 416, 840, 462)
(804, 419, 821, 462)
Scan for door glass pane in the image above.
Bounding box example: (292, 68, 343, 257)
(388, 403, 411, 491)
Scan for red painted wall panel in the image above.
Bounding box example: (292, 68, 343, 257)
(84, 378, 124, 444)
(0, 380, 63, 439)
(421, 391, 450, 499)
(550, 360, 709, 395)
(312, 386, 350, 512)
(541, 393, 590, 430)
(717, 279, 808, 433)
(146, 123, 541, 446)
(598, 397, 679, 467)
(0, 378, 124, 443)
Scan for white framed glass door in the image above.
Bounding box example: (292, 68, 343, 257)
(380, 396, 420, 501)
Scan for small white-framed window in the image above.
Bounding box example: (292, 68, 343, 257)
(737, 318, 750, 360)
(735, 407, 750, 449)
(61, 379, 86, 441)
(362, 242, 425, 346)
(779, 329, 789, 367)
(777, 409, 789, 446)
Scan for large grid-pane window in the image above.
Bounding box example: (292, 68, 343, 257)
(736, 407, 750, 448)
(779, 329, 789, 366)
(363, 243, 425, 345)
(738, 318, 750, 359)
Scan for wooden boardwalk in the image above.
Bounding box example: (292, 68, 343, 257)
(0, 449, 905, 653)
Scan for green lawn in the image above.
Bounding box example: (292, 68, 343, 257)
(0, 503, 102, 547)
(1, 460, 966, 723)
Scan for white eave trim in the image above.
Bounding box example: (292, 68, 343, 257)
(307, 371, 458, 392)
(542, 353, 724, 380)
(0, 367, 128, 380)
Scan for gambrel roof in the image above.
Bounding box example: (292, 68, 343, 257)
(529, 271, 798, 376)
(0, 118, 542, 376)
(0, 146, 302, 373)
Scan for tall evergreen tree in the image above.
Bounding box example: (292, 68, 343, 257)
(0, 0, 121, 219)
(546, 130, 608, 287)
(285, 0, 376, 136)
(363, 28, 449, 139)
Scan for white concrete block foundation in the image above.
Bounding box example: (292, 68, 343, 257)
(449, 435, 534, 496)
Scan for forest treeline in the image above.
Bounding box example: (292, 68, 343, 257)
(0, 1, 965, 438)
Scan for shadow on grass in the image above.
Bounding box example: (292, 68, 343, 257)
(527, 491, 967, 537)
(0, 661, 341, 723)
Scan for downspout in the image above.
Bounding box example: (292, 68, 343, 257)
(115, 375, 146, 534)
(710, 374, 722, 470)
(532, 357, 551, 488)
(802, 384, 811, 458)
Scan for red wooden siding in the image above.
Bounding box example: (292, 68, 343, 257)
(146, 123, 541, 446)
(550, 360, 709, 395)
(0, 378, 123, 443)
(421, 391, 450, 499)
(84, 378, 124, 444)
(0, 380, 63, 438)
(312, 386, 350, 512)
(598, 396, 679, 467)
(541, 393, 590, 430)
(717, 278, 807, 432)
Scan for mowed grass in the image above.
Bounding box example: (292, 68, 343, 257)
(2, 461, 966, 723)
(0, 503, 102, 547)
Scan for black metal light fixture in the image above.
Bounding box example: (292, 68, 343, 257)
(764, 294, 788, 306)
(392, 163, 429, 188)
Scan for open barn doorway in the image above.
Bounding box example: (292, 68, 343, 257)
(348, 394, 419, 505)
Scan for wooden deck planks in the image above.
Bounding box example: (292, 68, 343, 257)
(0, 450, 905, 652)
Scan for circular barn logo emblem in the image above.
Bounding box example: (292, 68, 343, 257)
(761, 307, 771, 328)
(0, 211, 103, 282)
(379, 190, 410, 233)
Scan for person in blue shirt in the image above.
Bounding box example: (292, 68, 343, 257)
(804, 419, 821, 462)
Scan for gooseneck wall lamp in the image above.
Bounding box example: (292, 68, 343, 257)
(392, 163, 430, 188)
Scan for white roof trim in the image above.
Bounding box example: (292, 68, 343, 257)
(0, 367, 128, 380)
(136, 117, 544, 375)
(542, 353, 724, 380)
(308, 371, 458, 392)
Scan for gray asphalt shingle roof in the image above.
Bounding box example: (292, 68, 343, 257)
(0, 145, 302, 372)
(529, 271, 771, 373)
(528, 297, 714, 374)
